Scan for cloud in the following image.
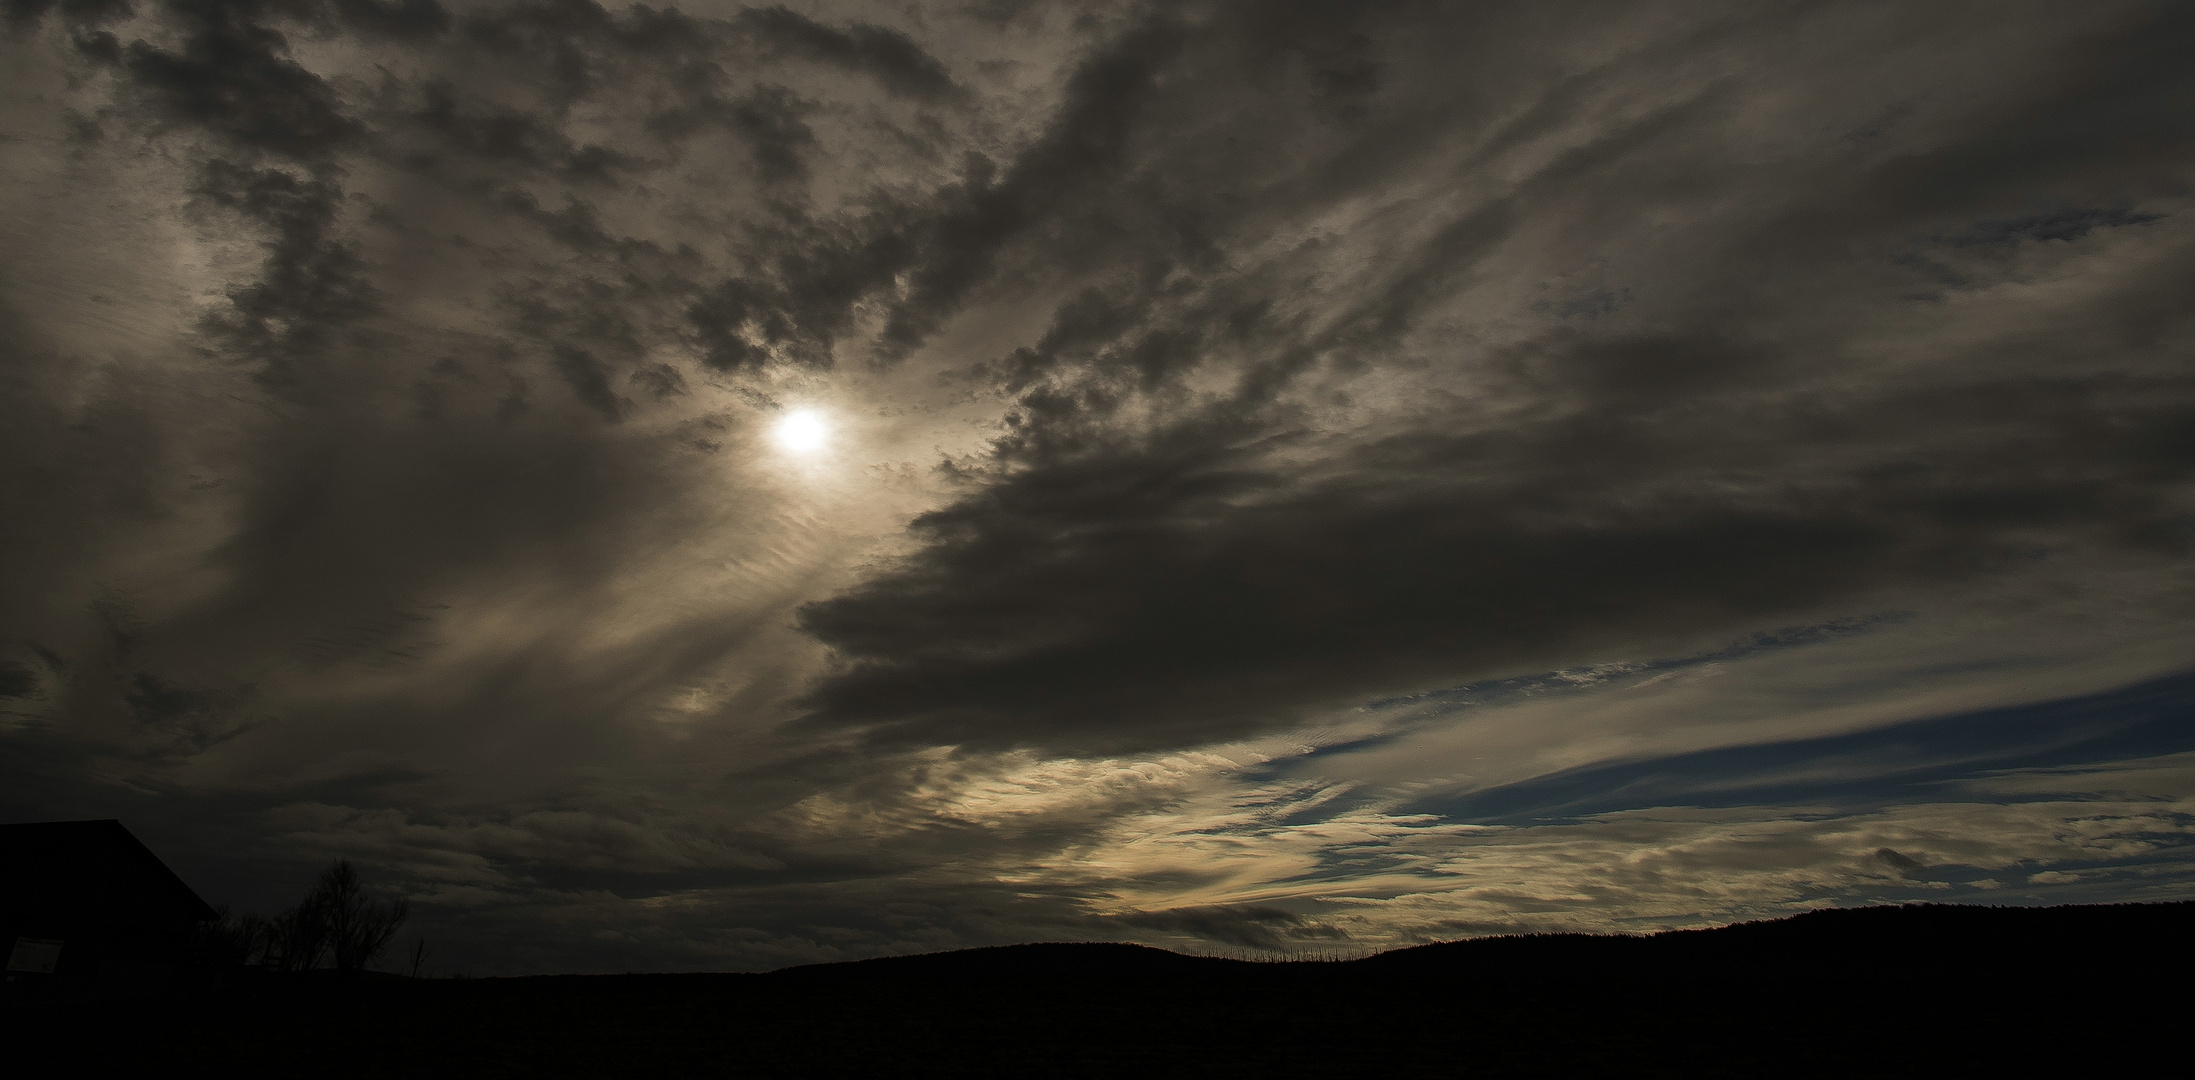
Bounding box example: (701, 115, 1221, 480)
(737, 5, 960, 103)
(792, 1, 2195, 754)
(1874, 848, 1924, 875)
(1, 0, 2191, 974)
(103, 0, 365, 160)
(1112, 904, 1348, 950)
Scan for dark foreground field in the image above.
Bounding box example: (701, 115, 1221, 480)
(7, 901, 2190, 1078)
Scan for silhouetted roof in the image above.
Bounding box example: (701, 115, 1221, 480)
(0, 819, 219, 931)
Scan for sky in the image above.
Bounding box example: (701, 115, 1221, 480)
(2, 0, 2192, 974)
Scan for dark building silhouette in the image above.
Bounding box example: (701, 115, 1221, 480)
(2, 819, 218, 1003)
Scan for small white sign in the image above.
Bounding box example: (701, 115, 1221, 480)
(7, 937, 63, 974)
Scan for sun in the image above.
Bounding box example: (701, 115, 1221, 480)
(772, 408, 831, 453)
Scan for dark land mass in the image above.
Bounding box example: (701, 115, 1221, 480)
(6, 901, 2189, 1077)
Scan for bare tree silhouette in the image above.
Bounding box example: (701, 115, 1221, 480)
(258, 860, 409, 974)
(189, 907, 272, 974)
(317, 860, 410, 974)
(266, 889, 332, 973)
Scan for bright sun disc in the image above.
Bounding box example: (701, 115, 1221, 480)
(772, 409, 830, 453)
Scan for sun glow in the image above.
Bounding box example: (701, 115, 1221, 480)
(772, 408, 831, 453)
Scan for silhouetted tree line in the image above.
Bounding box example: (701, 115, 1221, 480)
(193, 860, 409, 975)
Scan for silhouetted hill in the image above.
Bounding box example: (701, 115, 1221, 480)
(7, 901, 2189, 1077)
(1367, 898, 2195, 972)
(777, 899, 2195, 980)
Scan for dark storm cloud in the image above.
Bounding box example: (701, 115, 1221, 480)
(43, 0, 961, 406)
(193, 160, 380, 394)
(737, 5, 959, 103)
(676, 10, 1195, 371)
(0, 661, 35, 699)
(1939, 207, 2167, 248)
(684, 206, 924, 371)
(408, 79, 639, 181)
(1874, 848, 1923, 875)
(795, 412, 1922, 753)
(717, 83, 818, 184)
(36, 0, 393, 402)
(332, 0, 448, 41)
(797, 1, 2195, 753)
(550, 344, 624, 419)
(876, 16, 1189, 355)
(102, 0, 364, 159)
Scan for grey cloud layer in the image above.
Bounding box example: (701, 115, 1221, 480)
(798, 0, 2195, 753)
(2, 0, 2191, 972)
